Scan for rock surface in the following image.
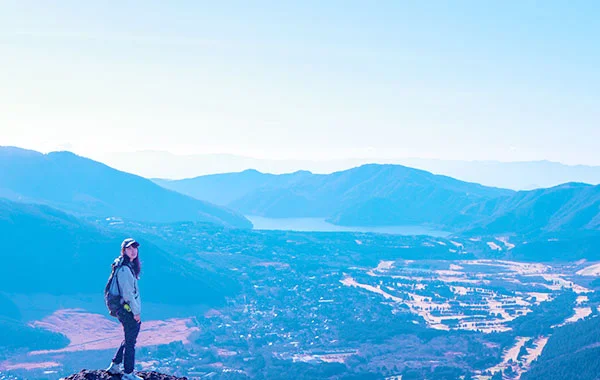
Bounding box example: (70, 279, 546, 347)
(61, 369, 187, 380)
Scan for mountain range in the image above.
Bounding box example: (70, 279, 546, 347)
(464, 182, 600, 235)
(0, 147, 251, 228)
(154, 169, 313, 206)
(3, 146, 600, 237)
(92, 150, 600, 190)
(156, 164, 514, 229)
(156, 166, 600, 236)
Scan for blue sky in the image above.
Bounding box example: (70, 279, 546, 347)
(1, 1, 598, 164)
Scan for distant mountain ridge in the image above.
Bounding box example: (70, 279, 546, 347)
(4, 146, 597, 236)
(156, 165, 600, 235)
(154, 169, 312, 206)
(398, 158, 600, 190)
(464, 182, 600, 235)
(155, 164, 514, 229)
(96, 150, 600, 190)
(0, 146, 251, 228)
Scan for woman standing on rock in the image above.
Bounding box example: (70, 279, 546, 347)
(106, 238, 143, 380)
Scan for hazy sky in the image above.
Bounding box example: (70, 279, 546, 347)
(1, 1, 599, 164)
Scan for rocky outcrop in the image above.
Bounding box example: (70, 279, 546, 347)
(61, 370, 187, 380)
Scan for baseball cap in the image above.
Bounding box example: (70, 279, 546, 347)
(121, 238, 140, 250)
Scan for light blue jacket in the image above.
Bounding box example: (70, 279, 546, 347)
(108, 257, 142, 315)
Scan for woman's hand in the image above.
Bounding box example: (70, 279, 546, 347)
(134, 314, 141, 323)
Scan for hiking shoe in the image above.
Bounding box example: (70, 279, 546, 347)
(122, 372, 143, 380)
(105, 361, 123, 375)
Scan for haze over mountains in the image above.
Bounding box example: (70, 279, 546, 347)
(3, 146, 600, 238)
(0, 147, 251, 229)
(156, 166, 600, 237)
(155, 170, 313, 206)
(93, 150, 600, 190)
(157, 165, 512, 229)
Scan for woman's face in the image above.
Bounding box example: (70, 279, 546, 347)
(125, 246, 138, 260)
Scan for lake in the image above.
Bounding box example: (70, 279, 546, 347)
(246, 216, 451, 237)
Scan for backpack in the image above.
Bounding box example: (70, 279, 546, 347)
(104, 258, 126, 317)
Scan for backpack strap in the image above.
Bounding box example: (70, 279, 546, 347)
(113, 263, 135, 296)
(114, 265, 122, 296)
(105, 258, 135, 298)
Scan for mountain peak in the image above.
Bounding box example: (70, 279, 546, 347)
(241, 168, 263, 174)
(554, 181, 593, 188)
(61, 369, 187, 380)
(0, 147, 252, 228)
(352, 163, 415, 172)
(47, 150, 81, 158)
(0, 146, 44, 157)
(291, 169, 312, 175)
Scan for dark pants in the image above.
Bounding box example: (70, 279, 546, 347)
(112, 309, 141, 374)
